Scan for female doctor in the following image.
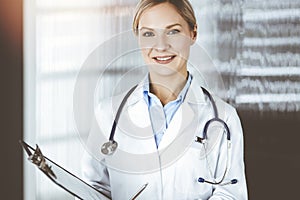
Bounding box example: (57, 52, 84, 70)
(82, 0, 248, 199)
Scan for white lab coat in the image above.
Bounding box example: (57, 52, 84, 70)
(82, 77, 248, 200)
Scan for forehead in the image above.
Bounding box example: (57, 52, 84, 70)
(139, 2, 188, 29)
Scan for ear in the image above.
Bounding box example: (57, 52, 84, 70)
(190, 24, 197, 45)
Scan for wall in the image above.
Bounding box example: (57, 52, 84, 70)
(240, 111, 300, 199)
(0, 0, 23, 199)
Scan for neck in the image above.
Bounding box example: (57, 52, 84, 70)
(149, 71, 188, 106)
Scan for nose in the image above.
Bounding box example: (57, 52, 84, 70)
(154, 34, 170, 52)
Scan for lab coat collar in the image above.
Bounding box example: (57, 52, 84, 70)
(127, 75, 148, 106)
(184, 77, 206, 104)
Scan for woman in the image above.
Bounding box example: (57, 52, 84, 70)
(82, 0, 248, 199)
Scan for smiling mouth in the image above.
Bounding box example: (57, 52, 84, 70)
(153, 56, 176, 64)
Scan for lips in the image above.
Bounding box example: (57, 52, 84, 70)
(152, 55, 176, 64)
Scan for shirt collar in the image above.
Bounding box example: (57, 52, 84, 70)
(127, 72, 207, 106)
(142, 73, 193, 106)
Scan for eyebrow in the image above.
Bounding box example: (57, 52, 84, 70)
(139, 23, 182, 31)
(166, 23, 182, 29)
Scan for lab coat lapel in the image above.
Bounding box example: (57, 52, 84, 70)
(157, 81, 208, 168)
(157, 101, 195, 150)
(158, 79, 207, 150)
(117, 83, 158, 153)
(125, 82, 150, 127)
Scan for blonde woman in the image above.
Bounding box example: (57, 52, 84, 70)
(82, 0, 248, 199)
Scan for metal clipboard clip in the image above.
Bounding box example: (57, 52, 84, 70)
(20, 141, 56, 180)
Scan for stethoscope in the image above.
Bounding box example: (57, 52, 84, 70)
(101, 85, 238, 186)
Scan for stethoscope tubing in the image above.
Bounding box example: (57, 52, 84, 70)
(108, 85, 138, 141)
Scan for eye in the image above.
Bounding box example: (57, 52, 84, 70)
(142, 31, 155, 37)
(167, 29, 180, 35)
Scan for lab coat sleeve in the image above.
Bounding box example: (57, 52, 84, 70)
(81, 151, 112, 198)
(80, 98, 114, 199)
(209, 108, 248, 200)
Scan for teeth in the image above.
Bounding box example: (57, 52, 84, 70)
(156, 56, 172, 61)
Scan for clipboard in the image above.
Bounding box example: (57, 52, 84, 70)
(20, 141, 148, 200)
(20, 141, 111, 200)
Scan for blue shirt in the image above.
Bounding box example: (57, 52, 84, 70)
(143, 73, 193, 148)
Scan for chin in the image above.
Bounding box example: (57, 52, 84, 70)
(147, 63, 185, 78)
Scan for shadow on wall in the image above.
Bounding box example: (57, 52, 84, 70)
(239, 111, 300, 200)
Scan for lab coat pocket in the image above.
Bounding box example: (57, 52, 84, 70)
(174, 148, 212, 200)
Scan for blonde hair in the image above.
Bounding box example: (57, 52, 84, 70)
(133, 0, 197, 35)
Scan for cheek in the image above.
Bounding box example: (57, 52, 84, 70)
(141, 48, 152, 62)
(169, 35, 192, 56)
(173, 43, 191, 61)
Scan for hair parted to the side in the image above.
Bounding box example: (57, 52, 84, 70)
(132, 0, 197, 35)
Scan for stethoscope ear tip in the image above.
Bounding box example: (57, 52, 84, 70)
(198, 177, 205, 183)
(231, 179, 238, 184)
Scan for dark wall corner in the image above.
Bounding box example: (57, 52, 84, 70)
(0, 0, 23, 199)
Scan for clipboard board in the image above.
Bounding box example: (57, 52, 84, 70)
(20, 141, 148, 200)
(20, 141, 111, 200)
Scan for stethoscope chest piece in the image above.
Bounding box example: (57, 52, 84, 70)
(101, 140, 118, 155)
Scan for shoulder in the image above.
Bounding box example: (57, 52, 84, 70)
(94, 86, 140, 125)
(211, 94, 244, 141)
(205, 91, 241, 128)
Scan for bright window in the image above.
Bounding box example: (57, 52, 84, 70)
(24, 0, 138, 199)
